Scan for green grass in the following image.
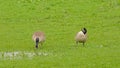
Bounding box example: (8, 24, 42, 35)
(0, 0, 120, 68)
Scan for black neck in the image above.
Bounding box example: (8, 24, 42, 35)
(82, 28, 87, 34)
(36, 38, 39, 48)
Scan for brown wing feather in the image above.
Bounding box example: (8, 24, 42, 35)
(32, 32, 45, 42)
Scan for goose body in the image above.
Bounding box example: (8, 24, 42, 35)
(75, 28, 87, 46)
(32, 31, 45, 48)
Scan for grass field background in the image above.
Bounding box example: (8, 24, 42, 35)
(0, 0, 120, 68)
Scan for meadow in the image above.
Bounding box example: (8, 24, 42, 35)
(0, 0, 120, 68)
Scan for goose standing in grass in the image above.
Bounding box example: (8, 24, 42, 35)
(32, 31, 46, 48)
(75, 28, 87, 46)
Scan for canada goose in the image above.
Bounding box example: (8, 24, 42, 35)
(75, 28, 87, 46)
(32, 31, 46, 48)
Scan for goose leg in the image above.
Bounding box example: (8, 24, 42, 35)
(76, 41, 79, 45)
(83, 43, 85, 47)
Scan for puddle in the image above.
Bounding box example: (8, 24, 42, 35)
(0, 51, 51, 60)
